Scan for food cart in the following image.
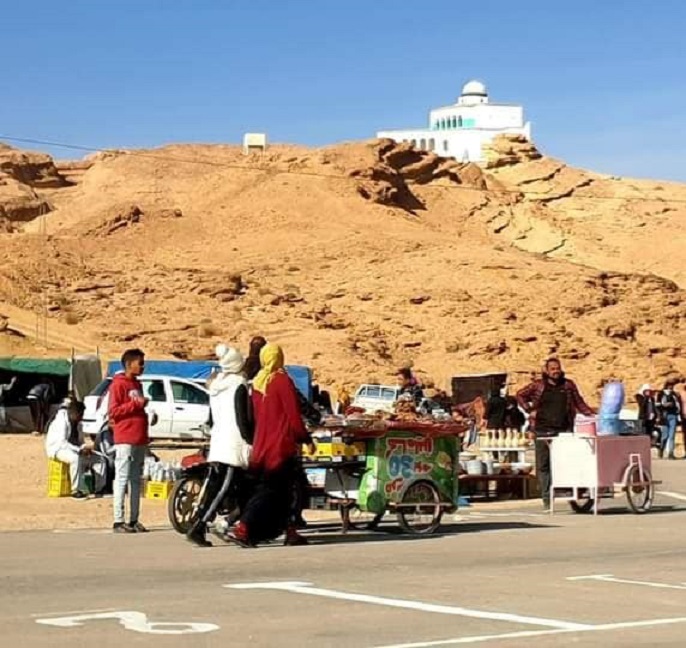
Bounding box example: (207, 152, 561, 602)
(549, 433, 657, 515)
(304, 418, 468, 535)
(169, 417, 468, 537)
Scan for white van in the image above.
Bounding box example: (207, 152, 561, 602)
(83, 374, 210, 440)
(351, 384, 400, 413)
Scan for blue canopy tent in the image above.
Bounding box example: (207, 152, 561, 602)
(105, 359, 313, 401)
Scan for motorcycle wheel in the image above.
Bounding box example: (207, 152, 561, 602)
(168, 475, 203, 534)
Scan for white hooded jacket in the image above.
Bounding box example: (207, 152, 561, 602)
(207, 372, 253, 468)
(45, 408, 84, 458)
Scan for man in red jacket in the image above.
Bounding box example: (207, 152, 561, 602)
(517, 358, 595, 508)
(109, 348, 150, 533)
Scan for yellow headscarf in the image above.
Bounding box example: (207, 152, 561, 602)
(252, 343, 285, 394)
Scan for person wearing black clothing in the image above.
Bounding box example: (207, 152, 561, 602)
(636, 384, 658, 446)
(27, 381, 55, 435)
(517, 359, 595, 507)
(504, 394, 525, 432)
(244, 334, 316, 531)
(397, 368, 424, 405)
(485, 387, 508, 432)
(244, 335, 267, 382)
(656, 382, 681, 460)
(0, 376, 17, 432)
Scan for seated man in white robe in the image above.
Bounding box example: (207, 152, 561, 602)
(45, 400, 106, 499)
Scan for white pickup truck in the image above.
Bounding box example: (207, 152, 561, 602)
(351, 383, 449, 418)
(83, 374, 210, 440)
(351, 384, 400, 413)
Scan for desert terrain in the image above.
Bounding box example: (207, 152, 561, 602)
(1, 135, 685, 530)
(1, 135, 684, 398)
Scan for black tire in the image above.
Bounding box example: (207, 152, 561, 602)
(569, 499, 595, 514)
(168, 476, 203, 534)
(625, 465, 653, 514)
(397, 481, 443, 535)
(339, 504, 384, 532)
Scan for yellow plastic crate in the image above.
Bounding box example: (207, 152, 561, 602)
(145, 480, 174, 500)
(302, 441, 366, 460)
(47, 459, 72, 498)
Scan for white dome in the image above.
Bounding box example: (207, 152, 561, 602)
(461, 80, 488, 97)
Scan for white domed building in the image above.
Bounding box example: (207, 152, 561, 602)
(376, 80, 531, 163)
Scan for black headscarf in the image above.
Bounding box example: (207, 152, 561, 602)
(244, 335, 267, 381)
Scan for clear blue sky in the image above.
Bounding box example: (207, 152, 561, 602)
(2, 0, 685, 180)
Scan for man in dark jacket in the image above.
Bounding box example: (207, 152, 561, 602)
(636, 384, 658, 447)
(27, 380, 55, 435)
(517, 358, 595, 507)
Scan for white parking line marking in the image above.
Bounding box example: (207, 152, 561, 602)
(226, 581, 591, 630)
(461, 511, 546, 518)
(568, 574, 686, 591)
(35, 610, 218, 635)
(658, 491, 686, 502)
(374, 616, 686, 647)
(31, 607, 118, 618)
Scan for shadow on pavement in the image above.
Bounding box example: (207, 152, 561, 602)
(299, 520, 556, 546)
(565, 504, 685, 517)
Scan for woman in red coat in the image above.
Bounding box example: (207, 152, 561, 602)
(225, 343, 312, 547)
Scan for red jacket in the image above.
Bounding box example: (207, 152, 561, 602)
(108, 373, 149, 446)
(250, 372, 309, 472)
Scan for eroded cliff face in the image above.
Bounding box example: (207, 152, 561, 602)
(0, 137, 684, 396)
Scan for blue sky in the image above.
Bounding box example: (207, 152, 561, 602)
(2, 0, 685, 180)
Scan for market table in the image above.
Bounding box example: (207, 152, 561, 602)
(458, 473, 534, 500)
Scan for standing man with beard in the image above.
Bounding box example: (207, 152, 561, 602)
(517, 358, 595, 508)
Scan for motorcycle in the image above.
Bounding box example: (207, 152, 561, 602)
(168, 406, 323, 536)
(168, 447, 309, 536)
(167, 448, 244, 534)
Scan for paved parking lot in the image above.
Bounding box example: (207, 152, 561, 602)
(4, 481, 686, 648)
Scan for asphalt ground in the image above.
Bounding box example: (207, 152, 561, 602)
(5, 460, 686, 648)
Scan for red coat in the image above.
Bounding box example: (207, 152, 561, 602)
(250, 372, 309, 472)
(108, 373, 149, 446)
(516, 376, 594, 433)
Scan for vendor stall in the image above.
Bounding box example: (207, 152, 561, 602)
(549, 433, 656, 515)
(304, 417, 468, 535)
(0, 354, 102, 432)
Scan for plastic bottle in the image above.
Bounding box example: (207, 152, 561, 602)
(599, 381, 625, 416)
(598, 381, 625, 436)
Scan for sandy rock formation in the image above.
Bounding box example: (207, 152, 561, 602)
(0, 138, 684, 398)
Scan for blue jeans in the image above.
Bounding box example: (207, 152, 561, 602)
(661, 414, 678, 456)
(113, 444, 146, 524)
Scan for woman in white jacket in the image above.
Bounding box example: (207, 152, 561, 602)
(187, 344, 254, 547)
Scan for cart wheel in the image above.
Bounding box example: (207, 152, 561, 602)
(397, 481, 443, 535)
(624, 465, 653, 514)
(339, 504, 384, 532)
(168, 476, 203, 534)
(569, 499, 595, 514)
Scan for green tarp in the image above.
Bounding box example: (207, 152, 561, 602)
(0, 357, 71, 376)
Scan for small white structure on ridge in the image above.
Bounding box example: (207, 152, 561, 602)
(243, 132, 267, 154)
(376, 80, 531, 163)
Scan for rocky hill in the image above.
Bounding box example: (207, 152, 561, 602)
(0, 136, 684, 398)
